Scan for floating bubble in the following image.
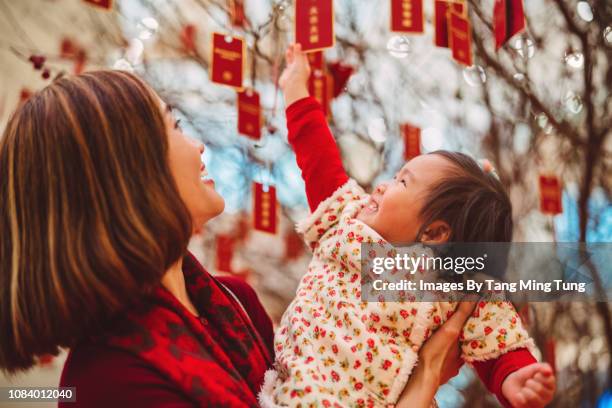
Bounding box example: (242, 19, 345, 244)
(564, 51, 584, 69)
(138, 17, 159, 40)
(604, 26, 612, 45)
(386, 36, 411, 59)
(513, 73, 526, 83)
(512, 37, 535, 59)
(563, 91, 583, 114)
(536, 113, 549, 128)
(462, 65, 487, 86)
(576, 1, 593, 22)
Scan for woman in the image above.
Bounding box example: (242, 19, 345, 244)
(0, 70, 475, 407)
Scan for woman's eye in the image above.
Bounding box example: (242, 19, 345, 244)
(174, 119, 182, 130)
(400, 179, 407, 186)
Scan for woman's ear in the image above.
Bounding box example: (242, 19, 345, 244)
(419, 220, 451, 244)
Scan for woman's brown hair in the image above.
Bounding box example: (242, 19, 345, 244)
(417, 150, 513, 242)
(0, 70, 192, 373)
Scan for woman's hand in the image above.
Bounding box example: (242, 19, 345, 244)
(396, 300, 477, 408)
(279, 44, 311, 107)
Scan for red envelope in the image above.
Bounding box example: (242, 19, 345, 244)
(327, 61, 353, 97)
(539, 175, 563, 215)
(308, 70, 333, 118)
(83, 0, 112, 10)
(391, 0, 424, 33)
(494, 0, 526, 50)
(216, 235, 235, 273)
(401, 123, 421, 160)
(449, 10, 473, 66)
(237, 89, 262, 140)
(253, 183, 277, 234)
(295, 0, 335, 51)
(434, 1, 465, 47)
(181, 24, 197, 53)
(210, 33, 245, 89)
(230, 0, 246, 27)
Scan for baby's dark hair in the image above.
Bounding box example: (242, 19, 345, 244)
(416, 151, 513, 242)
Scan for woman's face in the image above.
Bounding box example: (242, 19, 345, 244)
(161, 101, 225, 231)
(357, 154, 453, 244)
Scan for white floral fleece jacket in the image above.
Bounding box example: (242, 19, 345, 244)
(258, 179, 536, 408)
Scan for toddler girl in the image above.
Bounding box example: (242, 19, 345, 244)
(259, 44, 556, 408)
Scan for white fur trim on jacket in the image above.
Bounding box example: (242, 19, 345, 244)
(386, 348, 420, 404)
(258, 369, 282, 408)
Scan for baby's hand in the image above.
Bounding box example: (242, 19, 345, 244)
(501, 362, 556, 407)
(279, 44, 311, 106)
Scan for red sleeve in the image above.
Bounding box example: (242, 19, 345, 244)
(286, 96, 349, 211)
(59, 344, 196, 408)
(473, 348, 537, 408)
(216, 276, 275, 361)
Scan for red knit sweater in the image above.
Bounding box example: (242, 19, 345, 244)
(286, 96, 536, 408)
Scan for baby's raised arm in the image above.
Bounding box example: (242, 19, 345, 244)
(280, 44, 348, 211)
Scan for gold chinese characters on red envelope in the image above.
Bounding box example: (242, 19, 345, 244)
(253, 183, 277, 234)
(449, 10, 473, 66)
(434, 0, 466, 47)
(401, 123, 421, 160)
(237, 89, 262, 140)
(539, 175, 563, 215)
(391, 0, 424, 33)
(295, 0, 334, 52)
(308, 70, 333, 118)
(211, 33, 245, 89)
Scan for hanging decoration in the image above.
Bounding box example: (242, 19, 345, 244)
(60, 38, 87, 74)
(327, 61, 353, 97)
(216, 235, 235, 273)
(390, 0, 425, 34)
(434, 0, 465, 48)
(253, 182, 278, 234)
(229, 0, 246, 28)
(401, 123, 421, 160)
(82, 0, 113, 10)
(295, 0, 335, 51)
(449, 9, 473, 66)
(539, 175, 563, 215)
(210, 33, 245, 88)
(237, 89, 262, 140)
(285, 230, 305, 260)
(180, 24, 197, 54)
(308, 70, 333, 118)
(493, 0, 526, 50)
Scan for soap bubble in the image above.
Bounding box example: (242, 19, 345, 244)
(386, 36, 411, 59)
(603, 26, 612, 45)
(462, 65, 487, 86)
(576, 1, 593, 22)
(512, 37, 535, 59)
(564, 51, 584, 69)
(563, 91, 583, 114)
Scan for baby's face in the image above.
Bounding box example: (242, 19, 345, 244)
(357, 154, 454, 244)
